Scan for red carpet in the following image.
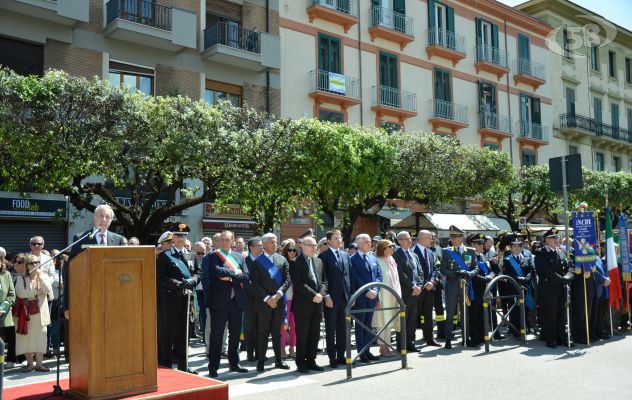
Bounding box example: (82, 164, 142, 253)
(4, 368, 228, 400)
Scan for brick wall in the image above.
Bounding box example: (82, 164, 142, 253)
(44, 40, 103, 79)
(242, 2, 279, 35)
(155, 64, 200, 100)
(243, 83, 280, 116)
(76, 0, 103, 33)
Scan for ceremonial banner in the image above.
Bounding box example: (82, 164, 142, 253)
(572, 211, 598, 272)
(620, 214, 631, 281)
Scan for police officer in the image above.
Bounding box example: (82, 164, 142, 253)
(441, 226, 479, 349)
(467, 233, 493, 346)
(157, 223, 200, 374)
(501, 233, 535, 338)
(429, 233, 446, 339)
(535, 228, 571, 348)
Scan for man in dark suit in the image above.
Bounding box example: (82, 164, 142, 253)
(249, 233, 291, 372)
(502, 234, 535, 338)
(243, 236, 263, 361)
(156, 223, 200, 374)
(393, 231, 423, 351)
(350, 233, 382, 363)
(318, 229, 351, 368)
(290, 236, 328, 373)
(413, 230, 440, 347)
(202, 230, 250, 378)
(68, 204, 126, 260)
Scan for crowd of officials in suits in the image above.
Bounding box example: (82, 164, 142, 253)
(1, 203, 630, 377)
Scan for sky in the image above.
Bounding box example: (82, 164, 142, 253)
(498, 0, 632, 31)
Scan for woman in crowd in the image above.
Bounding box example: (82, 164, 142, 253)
(14, 254, 53, 372)
(280, 239, 298, 359)
(0, 249, 16, 368)
(373, 240, 401, 357)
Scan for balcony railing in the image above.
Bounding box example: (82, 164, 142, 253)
(560, 113, 632, 143)
(476, 45, 508, 68)
(371, 6, 413, 36)
(479, 111, 511, 132)
(518, 121, 549, 141)
(309, 70, 360, 100)
(372, 86, 416, 112)
(310, 0, 359, 18)
(514, 58, 546, 81)
(429, 99, 468, 124)
(204, 21, 260, 54)
(106, 0, 172, 31)
(426, 28, 466, 54)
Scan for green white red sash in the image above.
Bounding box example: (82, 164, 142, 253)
(214, 249, 241, 271)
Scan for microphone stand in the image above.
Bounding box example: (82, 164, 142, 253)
(41, 229, 96, 400)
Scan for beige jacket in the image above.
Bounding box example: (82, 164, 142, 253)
(15, 273, 53, 326)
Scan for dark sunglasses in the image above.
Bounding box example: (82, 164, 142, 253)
(27, 262, 39, 265)
(287, 248, 297, 252)
(196, 252, 205, 256)
(31, 242, 44, 246)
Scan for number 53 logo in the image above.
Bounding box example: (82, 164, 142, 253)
(545, 15, 617, 58)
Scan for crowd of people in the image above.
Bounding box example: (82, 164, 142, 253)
(0, 203, 630, 377)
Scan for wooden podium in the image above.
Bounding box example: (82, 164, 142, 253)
(68, 246, 158, 400)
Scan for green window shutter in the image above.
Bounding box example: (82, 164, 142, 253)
(428, 0, 436, 28)
(477, 80, 484, 112)
(317, 34, 341, 73)
(475, 18, 482, 47)
(491, 24, 499, 49)
(446, 5, 454, 34)
(518, 34, 530, 61)
(531, 97, 541, 125)
(594, 97, 602, 123)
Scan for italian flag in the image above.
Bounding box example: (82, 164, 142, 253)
(605, 208, 623, 310)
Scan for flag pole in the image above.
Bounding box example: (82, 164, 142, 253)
(596, 210, 612, 337)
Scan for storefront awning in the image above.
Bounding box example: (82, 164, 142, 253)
(202, 218, 258, 232)
(392, 213, 505, 236)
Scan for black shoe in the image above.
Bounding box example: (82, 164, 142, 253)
(444, 341, 452, 349)
(337, 357, 346, 365)
(308, 363, 324, 372)
(366, 352, 380, 361)
(406, 346, 419, 353)
(493, 333, 505, 340)
(229, 365, 249, 373)
(247, 354, 257, 362)
(297, 366, 310, 373)
(184, 367, 198, 375)
(256, 361, 265, 372)
(209, 370, 218, 378)
(426, 340, 441, 347)
(275, 360, 290, 370)
(359, 354, 369, 363)
(466, 340, 479, 348)
(329, 360, 338, 368)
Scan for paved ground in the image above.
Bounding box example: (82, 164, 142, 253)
(4, 331, 632, 400)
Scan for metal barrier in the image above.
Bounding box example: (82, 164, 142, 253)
(482, 275, 527, 352)
(345, 282, 406, 379)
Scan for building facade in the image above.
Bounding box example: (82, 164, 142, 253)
(517, 0, 632, 173)
(0, 0, 280, 251)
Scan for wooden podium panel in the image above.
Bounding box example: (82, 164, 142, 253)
(69, 246, 157, 400)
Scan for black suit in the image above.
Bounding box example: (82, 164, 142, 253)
(535, 247, 567, 345)
(290, 254, 327, 369)
(249, 253, 291, 362)
(413, 245, 437, 342)
(156, 247, 201, 371)
(393, 247, 421, 348)
(202, 250, 250, 373)
(318, 248, 351, 363)
(243, 256, 260, 358)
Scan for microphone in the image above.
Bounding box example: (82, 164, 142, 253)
(89, 227, 100, 240)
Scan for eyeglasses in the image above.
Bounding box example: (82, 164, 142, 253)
(15, 261, 25, 264)
(287, 248, 297, 253)
(31, 242, 43, 246)
(27, 262, 39, 265)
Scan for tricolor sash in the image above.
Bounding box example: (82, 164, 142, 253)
(446, 249, 475, 301)
(215, 249, 243, 288)
(256, 253, 283, 287)
(166, 251, 192, 279)
(507, 255, 534, 309)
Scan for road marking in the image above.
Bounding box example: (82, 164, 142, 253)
(230, 375, 318, 397)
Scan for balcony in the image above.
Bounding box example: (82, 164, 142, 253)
(517, 121, 549, 146)
(513, 58, 546, 90)
(475, 45, 510, 79)
(479, 112, 512, 139)
(203, 21, 280, 71)
(368, 6, 414, 50)
(307, 0, 359, 33)
(0, 0, 88, 25)
(428, 99, 469, 135)
(560, 114, 632, 147)
(426, 28, 466, 67)
(105, 0, 196, 51)
(308, 70, 361, 110)
(371, 86, 417, 123)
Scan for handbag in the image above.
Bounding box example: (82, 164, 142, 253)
(27, 298, 40, 315)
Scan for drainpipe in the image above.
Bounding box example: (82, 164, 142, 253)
(503, 19, 514, 166)
(357, 1, 364, 125)
(266, 0, 270, 114)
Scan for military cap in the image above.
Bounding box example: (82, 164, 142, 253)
(448, 225, 464, 236)
(372, 235, 383, 242)
(467, 233, 486, 245)
(299, 228, 315, 239)
(509, 233, 523, 246)
(157, 231, 173, 244)
(172, 223, 190, 235)
(544, 227, 560, 239)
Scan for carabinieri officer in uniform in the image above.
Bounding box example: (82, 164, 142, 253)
(156, 223, 200, 374)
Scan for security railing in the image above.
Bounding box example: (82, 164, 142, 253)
(309, 70, 360, 100)
(426, 27, 466, 54)
(204, 20, 261, 54)
(560, 113, 632, 143)
(518, 121, 549, 141)
(429, 99, 468, 124)
(476, 44, 508, 68)
(106, 0, 172, 31)
(479, 111, 511, 132)
(310, 0, 359, 18)
(371, 6, 413, 36)
(372, 86, 416, 112)
(514, 58, 546, 81)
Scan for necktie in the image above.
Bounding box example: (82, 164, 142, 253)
(98, 233, 105, 245)
(335, 250, 340, 263)
(308, 258, 317, 284)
